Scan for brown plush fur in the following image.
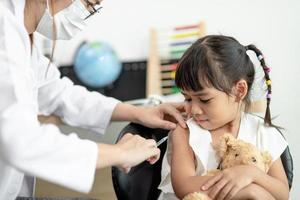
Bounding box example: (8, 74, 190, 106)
(182, 134, 272, 200)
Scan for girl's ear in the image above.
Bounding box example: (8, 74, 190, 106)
(234, 79, 248, 102)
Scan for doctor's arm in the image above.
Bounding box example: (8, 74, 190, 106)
(37, 59, 120, 134)
(0, 60, 159, 194)
(110, 102, 187, 129)
(37, 53, 185, 132)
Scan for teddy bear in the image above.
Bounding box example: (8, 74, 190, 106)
(182, 134, 272, 200)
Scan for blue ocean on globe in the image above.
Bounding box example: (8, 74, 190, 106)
(74, 42, 122, 88)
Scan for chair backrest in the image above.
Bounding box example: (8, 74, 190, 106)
(278, 129, 294, 189)
(111, 123, 169, 200)
(112, 123, 294, 200)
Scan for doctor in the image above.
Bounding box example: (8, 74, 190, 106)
(0, 0, 187, 199)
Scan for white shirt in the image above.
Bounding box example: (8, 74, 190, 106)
(158, 113, 288, 200)
(0, 1, 120, 199)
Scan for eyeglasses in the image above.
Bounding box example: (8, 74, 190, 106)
(84, 0, 103, 20)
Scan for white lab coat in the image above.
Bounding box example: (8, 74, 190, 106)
(0, 1, 120, 199)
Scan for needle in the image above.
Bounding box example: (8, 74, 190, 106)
(156, 136, 168, 147)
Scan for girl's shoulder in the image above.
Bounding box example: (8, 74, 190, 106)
(243, 113, 283, 135)
(243, 112, 264, 125)
(175, 118, 211, 146)
(243, 113, 288, 161)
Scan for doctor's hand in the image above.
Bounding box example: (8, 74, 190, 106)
(111, 102, 187, 129)
(96, 133, 160, 173)
(115, 133, 160, 173)
(135, 103, 187, 130)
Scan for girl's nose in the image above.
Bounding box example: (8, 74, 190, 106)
(191, 102, 203, 116)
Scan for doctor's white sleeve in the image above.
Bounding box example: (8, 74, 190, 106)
(35, 48, 120, 134)
(0, 8, 100, 193)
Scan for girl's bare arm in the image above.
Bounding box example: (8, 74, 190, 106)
(170, 125, 214, 199)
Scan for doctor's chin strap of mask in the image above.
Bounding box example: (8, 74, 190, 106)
(44, 0, 57, 78)
(245, 44, 272, 126)
(83, 0, 103, 19)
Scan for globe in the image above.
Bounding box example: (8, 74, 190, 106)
(74, 41, 122, 88)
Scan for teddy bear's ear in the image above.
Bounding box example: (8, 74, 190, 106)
(224, 134, 236, 146)
(262, 151, 273, 172)
(215, 134, 235, 158)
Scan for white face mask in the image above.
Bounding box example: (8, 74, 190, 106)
(36, 0, 91, 40)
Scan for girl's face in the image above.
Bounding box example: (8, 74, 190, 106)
(182, 87, 240, 131)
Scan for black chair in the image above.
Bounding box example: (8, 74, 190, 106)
(277, 129, 294, 189)
(112, 123, 293, 200)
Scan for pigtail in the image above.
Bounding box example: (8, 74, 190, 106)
(245, 44, 272, 126)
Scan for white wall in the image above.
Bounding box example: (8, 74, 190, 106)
(53, 0, 300, 198)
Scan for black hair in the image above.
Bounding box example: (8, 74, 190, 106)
(175, 35, 274, 126)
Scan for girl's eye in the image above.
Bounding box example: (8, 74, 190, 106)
(184, 98, 192, 102)
(200, 99, 211, 104)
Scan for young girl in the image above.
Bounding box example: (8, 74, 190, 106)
(158, 35, 289, 200)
